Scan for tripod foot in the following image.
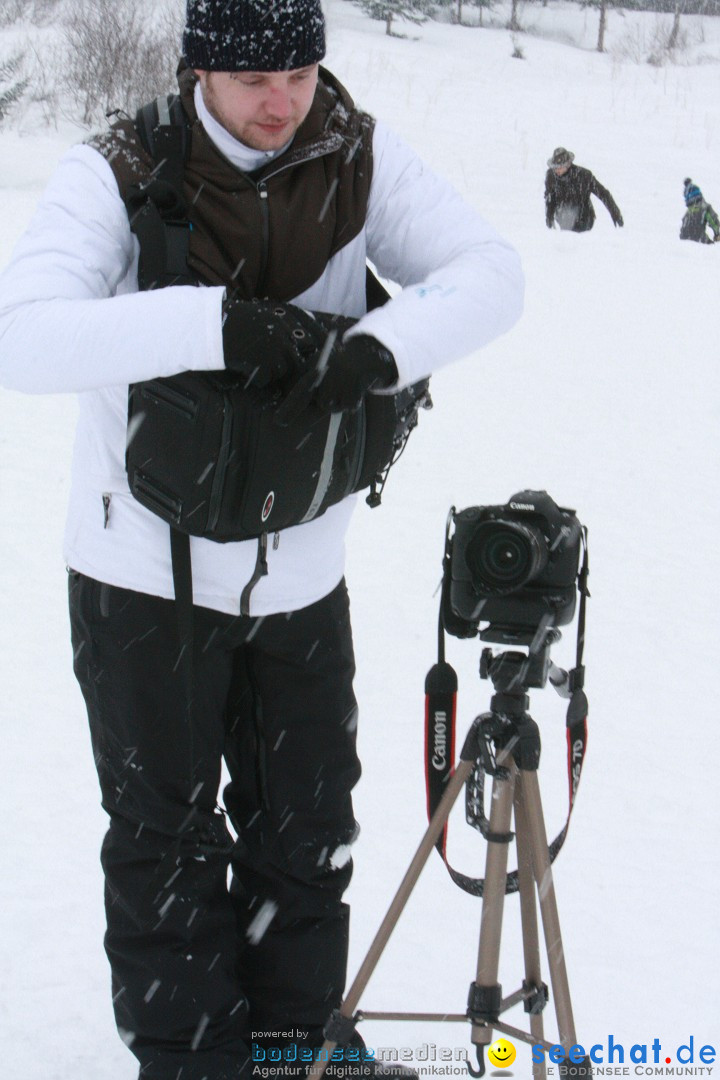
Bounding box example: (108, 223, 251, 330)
(559, 1057, 593, 1078)
(323, 1008, 361, 1046)
(465, 1046, 486, 1078)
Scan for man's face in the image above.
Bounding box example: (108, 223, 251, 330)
(553, 164, 570, 177)
(195, 65, 319, 151)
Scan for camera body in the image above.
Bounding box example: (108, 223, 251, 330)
(443, 490, 582, 640)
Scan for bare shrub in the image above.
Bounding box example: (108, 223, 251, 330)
(22, 35, 62, 126)
(62, 0, 183, 127)
(613, 13, 695, 64)
(0, 50, 30, 125)
(652, 16, 689, 54)
(0, 0, 31, 27)
(613, 23, 648, 62)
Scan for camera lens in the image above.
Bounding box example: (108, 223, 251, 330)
(465, 519, 548, 595)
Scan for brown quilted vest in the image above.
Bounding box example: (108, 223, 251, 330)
(89, 64, 375, 300)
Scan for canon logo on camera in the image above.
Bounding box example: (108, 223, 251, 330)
(509, 501, 535, 511)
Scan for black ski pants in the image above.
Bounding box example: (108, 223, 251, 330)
(69, 571, 361, 1080)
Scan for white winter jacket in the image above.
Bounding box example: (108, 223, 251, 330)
(0, 86, 523, 617)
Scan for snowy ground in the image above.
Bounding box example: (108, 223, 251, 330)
(1, 3, 719, 1077)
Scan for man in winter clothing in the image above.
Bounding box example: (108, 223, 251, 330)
(680, 178, 720, 243)
(544, 147, 624, 232)
(0, 2, 523, 1078)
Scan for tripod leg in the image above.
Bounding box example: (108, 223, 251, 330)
(308, 759, 476, 1080)
(519, 769, 578, 1052)
(469, 756, 517, 1058)
(514, 774, 547, 1080)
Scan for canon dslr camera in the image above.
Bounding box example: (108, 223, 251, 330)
(442, 490, 582, 640)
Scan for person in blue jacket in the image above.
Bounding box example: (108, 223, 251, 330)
(680, 178, 720, 244)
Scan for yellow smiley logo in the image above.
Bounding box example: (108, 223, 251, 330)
(487, 1039, 517, 1069)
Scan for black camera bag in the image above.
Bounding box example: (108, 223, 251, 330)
(126, 364, 426, 543)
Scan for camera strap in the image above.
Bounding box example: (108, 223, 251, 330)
(423, 529, 590, 897)
(424, 618, 458, 862)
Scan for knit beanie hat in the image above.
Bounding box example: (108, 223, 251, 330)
(683, 178, 702, 206)
(183, 0, 326, 72)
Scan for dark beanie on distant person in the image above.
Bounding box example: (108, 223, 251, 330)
(183, 0, 327, 72)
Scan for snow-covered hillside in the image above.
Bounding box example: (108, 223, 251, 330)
(1, 3, 719, 1077)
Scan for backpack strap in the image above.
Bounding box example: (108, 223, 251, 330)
(129, 97, 199, 796)
(135, 94, 190, 191)
(127, 95, 195, 291)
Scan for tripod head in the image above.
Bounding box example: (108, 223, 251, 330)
(479, 625, 562, 694)
(474, 627, 577, 761)
(463, 622, 588, 829)
(461, 640, 556, 844)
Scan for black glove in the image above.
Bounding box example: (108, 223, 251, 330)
(546, 216, 554, 229)
(274, 333, 398, 426)
(612, 211, 624, 228)
(313, 334, 398, 413)
(222, 297, 329, 389)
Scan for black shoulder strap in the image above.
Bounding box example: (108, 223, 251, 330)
(127, 94, 195, 291)
(128, 96, 199, 763)
(135, 94, 190, 193)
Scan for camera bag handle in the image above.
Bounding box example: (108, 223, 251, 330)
(424, 528, 590, 897)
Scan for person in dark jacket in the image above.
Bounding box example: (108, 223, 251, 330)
(680, 178, 720, 243)
(545, 147, 624, 232)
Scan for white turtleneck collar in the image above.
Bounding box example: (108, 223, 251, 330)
(193, 82, 292, 173)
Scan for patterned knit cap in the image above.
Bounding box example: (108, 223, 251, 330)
(683, 178, 702, 206)
(183, 0, 326, 72)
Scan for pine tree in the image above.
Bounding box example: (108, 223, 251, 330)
(353, 0, 432, 36)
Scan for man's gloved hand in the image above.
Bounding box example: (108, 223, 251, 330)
(222, 297, 329, 389)
(314, 334, 398, 414)
(274, 333, 398, 426)
(546, 216, 554, 229)
(612, 211, 624, 227)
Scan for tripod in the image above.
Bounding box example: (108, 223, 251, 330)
(309, 635, 592, 1080)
